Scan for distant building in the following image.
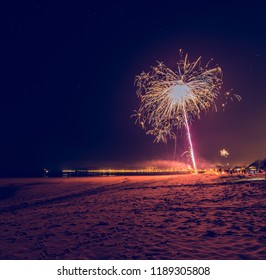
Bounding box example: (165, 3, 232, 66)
(232, 166, 246, 174)
(245, 165, 258, 174)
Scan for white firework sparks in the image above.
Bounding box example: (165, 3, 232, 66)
(133, 50, 238, 173)
(220, 148, 229, 158)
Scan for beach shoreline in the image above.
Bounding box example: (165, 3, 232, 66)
(0, 173, 265, 260)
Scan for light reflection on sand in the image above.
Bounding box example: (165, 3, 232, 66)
(0, 173, 265, 259)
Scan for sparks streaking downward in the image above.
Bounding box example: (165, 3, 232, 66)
(133, 50, 232, 173)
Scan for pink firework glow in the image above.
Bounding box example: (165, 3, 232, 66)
(133, 50, 240, 173)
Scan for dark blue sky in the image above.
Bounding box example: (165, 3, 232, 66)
(1, 1, 265, 175)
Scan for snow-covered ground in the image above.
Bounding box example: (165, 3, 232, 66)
(0, 173, 265, 259)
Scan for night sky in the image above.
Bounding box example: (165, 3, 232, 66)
(1, 1, 266, 176)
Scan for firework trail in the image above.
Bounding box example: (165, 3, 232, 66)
(133, 50, 240, 173)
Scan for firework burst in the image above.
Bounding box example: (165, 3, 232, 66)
(133, 50, 239, 173)
(220, 148, 229, 158)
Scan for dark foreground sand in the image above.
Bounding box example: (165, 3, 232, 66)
(0, 173, 265, 260)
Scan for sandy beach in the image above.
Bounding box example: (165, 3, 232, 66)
(0, 173, 265, 260)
